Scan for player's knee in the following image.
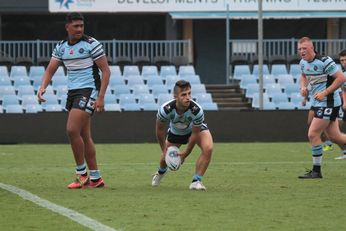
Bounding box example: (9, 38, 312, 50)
(202, 144, 213, 156)
(66, 126, 79, 138)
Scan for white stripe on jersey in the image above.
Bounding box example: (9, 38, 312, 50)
(63, 57, 94, 71)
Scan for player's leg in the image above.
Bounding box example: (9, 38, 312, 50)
(334, 114, 346, 159)
(299, 117, 329, 179)
(66, 108, 89, 188)
(81, 116, 104, 188)
(189, 129, 213, 190)
(325, 120, 346, 160)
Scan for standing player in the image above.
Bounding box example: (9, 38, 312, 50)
(298, 37, 346, 179)
(152, 80, 213, 190)
(37, 13, 110, 188)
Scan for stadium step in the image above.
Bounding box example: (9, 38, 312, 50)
(206, 84, 251, 110)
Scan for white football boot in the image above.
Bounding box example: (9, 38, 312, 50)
(151, 171, 166, 186)
(335, 155, 346, 160)
(189, 181, 207, 191)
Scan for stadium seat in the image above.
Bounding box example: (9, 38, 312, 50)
(287, 54, 300, 65)
(44, 104, 63, 112)
(157, 93, 172, 106)
(277, 102, 296, 110)
(10, 66, 28, 78)
(142, 65, 159, 78)
(251, 94, 270, 109)
(29, 66, 45, 81)
(230, 54, 249, 66)
(5, 105, 23, 113)
(146, 75, 163, 89)
(17, 85, 35, 98)
(54, 66, 66, 77)
(41, 94, 59, 109)
(2, 94, 20, 109)
(277, 74, 294, 86)
(268, 55, 287, 65)
(0, 56, 14, 70)
(109, 75, 125, 87)
(126, 75, 144, 89)
(194, 93, 213, 104)
(0, 66, 9, 78)
(252, 64, 270, 76)
(160, 66, 176, 79)
(121, 103, 141, 111)
(112, 84, 131, 97)
(133, 55, 151, 71)
(263, 101, 277, 110)
(119, 94, 137, 105)
(151, 84, 169, 98)
(132, 84, 150, 97)
(191, 84, 207, 94)
(123, 65, 140, 77)
(262, 75, 276, 86)
(199, 102, 218, 111)
(60, 96, 67, 109)
(239, 76, 257, 89)
(15, 56, 34, 69)
(233, 65, 251, 80)
(289, 64, 301, 76)
(0, 105, 3, 113)
(265, 83, 282, 96)
(283, 83, 300, 97)
(251, 55, 269, 66)
(0, 86, 16, 100)
(13, 77, 31, 88)
(181, 75, 201, 84)
(165, 75, 180, 90)
(109, 65, 122, 76)
(32, 76, 43, 91)
(270, 92, 289, 105)
(113, 56, 132, 71)
(37, 56, 51, 67)
(271, 64, 288, 75)
(104, 103, 121, 112)
(55, 85, 68, 100)
(25, 104, 43, 113)
(104, 93, 117, 105)
(290, 92, 305, 105)
(245, 83, 260, 98)
(139, 94, 158, 111)
(178, 65, 195, 76)
(172, 56, 189, 68)
(21, 94, 39, 107)
(0, 76, 11, 86)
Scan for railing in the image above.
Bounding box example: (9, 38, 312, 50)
(0, 39, 192, 64)
(229, 38, 346, 59)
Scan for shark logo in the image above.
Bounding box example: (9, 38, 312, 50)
(56, 0, 74, 9)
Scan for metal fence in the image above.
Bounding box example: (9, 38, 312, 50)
(230, 38, 346, 60)
(0, 39, 192, 64)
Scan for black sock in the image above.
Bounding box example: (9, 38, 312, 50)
(313, 165, 321, 173)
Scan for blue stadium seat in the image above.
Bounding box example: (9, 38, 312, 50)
(265, 83, 282, 96)
(178, 65, 195, 76)
(252, 64, 270, 76)
(32, 76, 43, 91)
(270, 92, 289, 105)
(13, 77, 31, 88)
(0, 66, 9, 78)
(112, 84, 131, 97)
(41, 94, 59, 109)
(2, 94, 20, 109)
(109, 75, 126, 87)
(29, 66, 45, 80)
(146, 75, 163, 89)
(0, 76, 11, 86)
(181, 75, 201, 84)
(104, 103, 121, 112)
(289, 64, 301, 76)
(104, 93, 117, 105)
(191, 84, 207, 94)
(283, 83, 300, 97)
(141, 65, 159, 79)
(21, 94, 39, 108)
(141, 103, 159, 111)
(109, 65, 122, 76)
(10, 66, 28, 78)
(126, 75, 144, 89)
(121, 103, 141, 111)
(157, 93, 172, 106)
(277, 74, 294, 86)
(55, 85, 68, 100)
(5, 105, 23, 113)
(233, 65, 251, 80)
(200, 102, 218, 111)
(44, 104, 63, 112)
(262, 75, 276, 86)
(277, 102, 296, 110)
(0, 105, 3, 113)
(139, 94, 158, 111)
(239, 76, 257, 89)
(17, 85, 35, 98)
(160, 65, 177, 80)
(132, 84, 150, 97)
(123, 65, 140, 77)
(151, 84, 169, 98)
(245, 83, 260, 98)
(290, 92, 305, 105)
(25, 104, 43, 113)
(194, 93, 213, 104)
(0, 86, 16, 100)
(165, 75, 180, 90)
(263, 101, 277, 110)
(54, 66, 65, 77)
(119, 94, 137, 105)
(251, 94, 270, 109)
(271, 64, 288, 75)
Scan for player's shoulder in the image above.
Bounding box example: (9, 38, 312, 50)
(161, 99, 176, 114)
(188, 100, 203, 116)
(81, 35, 99, 45)
(56, 39, 67, 47)
(315, 54, 334, 64)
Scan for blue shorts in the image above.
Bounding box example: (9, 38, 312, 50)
(312, 106, 340, 121)
(66, 88, 97, 114)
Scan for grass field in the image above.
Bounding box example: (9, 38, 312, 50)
(1, 143, 346, 231)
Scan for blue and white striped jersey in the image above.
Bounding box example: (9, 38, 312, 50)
(300, 55, 341, 107)
(157, 99, 204, 136)
(52, 35, 105, 90)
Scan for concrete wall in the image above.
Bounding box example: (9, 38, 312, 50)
(0, 110, 309, 144)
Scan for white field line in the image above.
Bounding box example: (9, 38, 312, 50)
(0, 183, 119, 231)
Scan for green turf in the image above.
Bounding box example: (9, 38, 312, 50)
(1, 143, 346, 231)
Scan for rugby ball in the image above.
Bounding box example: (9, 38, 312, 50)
(165, 146, 181, 171)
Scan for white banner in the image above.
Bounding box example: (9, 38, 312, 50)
(49, 0, 346, 12)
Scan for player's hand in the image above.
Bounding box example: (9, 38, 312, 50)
(37, 88, 46, 102)
(95, 97, 105, 112)
(314, 91, 327, 101)
(342, 104, 346, 111)
(300, 87, 308, 98)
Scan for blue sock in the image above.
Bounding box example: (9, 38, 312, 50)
(312, 144, 323, 172)
(324, 140, 332, 146)
(192, 174, 203, 182)
(76, 163, 87, 175)
(90, 170, 101, 181)
(158, 167, 167, 175)
(343, 149, 346, 155)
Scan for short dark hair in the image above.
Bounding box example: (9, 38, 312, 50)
(66, 12, 84, 23)
(173, 80, 191, 95)
(339, 49, 346, 57)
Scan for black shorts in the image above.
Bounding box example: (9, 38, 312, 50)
(337, 106, 346, 121)
(66, 88, 97, 114)
(311, 106, 340, 121)
(167, 123, 209, 144)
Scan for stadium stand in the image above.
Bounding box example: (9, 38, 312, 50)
(36, 56, 51, 67)
(153, 56, 172, 69)
(15, 56, 34, 70)
(133, 55, 151, 71)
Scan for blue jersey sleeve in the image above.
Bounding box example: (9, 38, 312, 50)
(157, 105, 170, 123)
(193, 107, 204, 126)
(89, 38, 105, 61)
(324, 56, 339, 76)
(52, 40, 65, 61)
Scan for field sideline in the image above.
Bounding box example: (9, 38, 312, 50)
(1, 143, 346, 231)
